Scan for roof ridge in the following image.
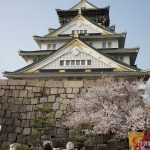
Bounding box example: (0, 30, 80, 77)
(69, 0, 97, 10)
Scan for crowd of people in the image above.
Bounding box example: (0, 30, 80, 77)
(42, 141, 85, 150)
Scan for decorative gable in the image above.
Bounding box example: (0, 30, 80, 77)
(50, 15, 113, 37)
(23, 39, 136, 73)
(70, 0, 96, 10)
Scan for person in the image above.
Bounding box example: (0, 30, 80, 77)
(43, 142, 52, 150)
(77, 144, 86, 150)
(66, 142, 75, 150)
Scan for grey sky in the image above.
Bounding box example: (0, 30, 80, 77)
(0, 0, 150, 79)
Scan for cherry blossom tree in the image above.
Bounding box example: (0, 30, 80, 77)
(63, 78, 150, 139)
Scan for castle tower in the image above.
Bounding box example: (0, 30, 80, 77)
(4, 0, 150, 81)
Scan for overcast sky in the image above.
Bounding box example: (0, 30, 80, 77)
(0, 0, 150, 79)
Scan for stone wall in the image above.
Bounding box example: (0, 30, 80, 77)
(0, 79, 129, 149)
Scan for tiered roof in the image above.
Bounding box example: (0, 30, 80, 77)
(4, 0, 150, 80)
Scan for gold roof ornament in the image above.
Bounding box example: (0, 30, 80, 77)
(73, 31, 79, 38)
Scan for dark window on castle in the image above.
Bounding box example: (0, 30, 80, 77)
(80, 30, 83, 34)
(52, 44, 56, 50)
(66, 60, 70, 66)
(108, 41, 112, 48)
(102, 42, 106, 48)
(71, 60, 75, 65)
(47, 44, 56, 50)
(89, 43, 93, 46)
(87, 60, 91, 65)
(60, 60, 64, 66)
(84, 30, 87, 34)
(76, 60, 80, 65)
(81, 60, 85, 65)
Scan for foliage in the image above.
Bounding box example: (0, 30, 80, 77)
(63, 78, 150, 139)
(16, 146, 32, 150)
(0, 146, 9, 150)
(31, 108, 53, 144)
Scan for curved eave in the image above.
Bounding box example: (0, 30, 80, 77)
(4, 71, 150, 81)
(19, 50, 54, 56)
(56, 6, 110, 12)
(33, 33, 126, 41)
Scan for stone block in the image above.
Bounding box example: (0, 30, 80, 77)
(27, 112, 35, 120)
(8, 97, 15, 103)
(57, 128, 68, 138)
(73, 88, 80, 93)
(21, 120, 30, 128)
(25, 86, 33, 91)
(43, 88, 50, 95)
(40, 97, 48, 103)
(18, 105, 26, 113)
(9, 86, 16, 89)
(80, 88, 87, 93)
(27, 92, 34, 98)
(58, 88, 65, 94)
(84, 80, 96, 87)
(51, 88, 58, 94)
(60, 104, 67, 111)
(52, 103, 60, 110)
(62, 99, 71, 104)
(60, 94, 66, 99)
(67, 94, 75, 99)
(19, 90, 28, 97)
(55, 110, 63, 119)
(2, 103, 9, 109)
(8, 79, 26, 86)
(36, 103, 44, 109)
(2, 142, 11, 147)
(20, 113, 27, 119)
(12, 90, 20, 98)
(43, 103, 52, 109)
(0, 134, 7, 142)
(17, 134, 27, 144)
(0, 80, 8, 86)
(27, 80, 45, 87)
(5, 90, 12, 96)
(5, 111, 11, 118)
(45, 80, 64, 88)
(9, 104, 20, 112)
(6, 126, 15, 133)
(0, 110, 5, 117)
(23, 128, 31, 135)
(1, 96, 8, 103)
(11, 112, 20, 119)
(8, 133, 17, 142)
(15, 98, 23, 104)
(56, 97, 63, 103)
(15, 127, 22, 133)
(66, 88, 72, 94)
(16, 86, 24, 90)
(23, 99, 31, 105)
(64, 81, 83, 88)
(0, 89, 5, 96)
(31, 128, 38, 135)
(31, 98, 38, 104)
(26, 105, 33, 112)
(48, 95, 55, 102)
(14, 119, 21, 126)
(33, 87, 41, 93)
(5, 118, 14, 125)
(35, 92, 42, 97)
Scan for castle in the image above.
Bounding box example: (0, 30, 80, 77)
(3, 0, 150, 81)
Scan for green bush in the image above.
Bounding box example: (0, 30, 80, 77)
(16, 146, 33, 150)
(0, 146, 9, 150)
